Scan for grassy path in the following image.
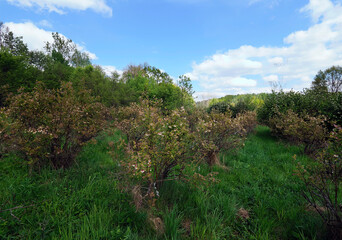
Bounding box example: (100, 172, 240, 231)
(158, 126, 324, 239)
(0, 126, 324, 239)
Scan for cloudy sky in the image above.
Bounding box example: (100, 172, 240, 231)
(1, 0, 342, 100)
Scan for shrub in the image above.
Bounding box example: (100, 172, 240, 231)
(0, 82, 107, 170)
(297, 125, 342, 239)
(194, 111, 245, 166)
(257, 91, 310, 124)
(115, 98, 162, 149)
(114, 99, 196, 209)
(207, 101, 229, 114)
(235, 111, 258, 135)
(184, 107, 207, 133)
(230, 99, 256, 117)
(269, 110, 328, 154)
(257, 90, 342, 128)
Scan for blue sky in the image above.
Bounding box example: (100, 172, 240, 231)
(1, 0, 342, 100)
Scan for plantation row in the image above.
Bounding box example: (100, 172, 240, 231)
(209, 78, 342, 238)
(1, 24, 342, 238)
(0, 82, 258, 201)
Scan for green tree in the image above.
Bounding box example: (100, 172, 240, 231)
(45, 32, 91, 67)
(178, 75, 195, 108)
(0, 51, 40, 106)
(0, 22, 29, 56)
(312, 66, 342, 93)
(312, 70, 328, 92)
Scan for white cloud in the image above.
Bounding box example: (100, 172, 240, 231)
(38, 20, 52, 28)
(187, 0, 342, 100)
(263, 75, 278, 82)
(194, 86, 274, 101)
(194, 91, 227, 101)
(102, 65, 123, 76)
(7, 0, 112, 16)
(4, 21, 97, 60)
(5, 21, 52, 50)
(268, 57, 283, 65)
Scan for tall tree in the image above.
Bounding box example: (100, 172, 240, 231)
(45, 32, 91, 67)
(312, 66, 342, 93)
(311, 70, 328, 92)
(0, 22, 29, 56)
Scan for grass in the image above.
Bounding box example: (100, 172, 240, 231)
(0, 126, 324, 239)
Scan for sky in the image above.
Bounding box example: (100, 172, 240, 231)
(1, 0, 342, 101)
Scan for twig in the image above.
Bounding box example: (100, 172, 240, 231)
(0, 204, 34, 213)
(10, 211, 20, 221)
(0, 204, 35, 222)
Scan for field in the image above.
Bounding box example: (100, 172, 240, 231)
(1, 14, 342, 240)
(0, 126, 324, 239)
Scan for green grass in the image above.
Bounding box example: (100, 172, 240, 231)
(0, 126, 325, 239)
(157, 126, 324, 239)
(0, 132, 149, 239)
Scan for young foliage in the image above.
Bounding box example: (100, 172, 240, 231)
(194, 111, 246, 166)
(235, 111, 258, 135)
(269, 110, 328, 154)
(297, 125, 342, 239)
(0, 82, 107, 170)
(112, 99, 200, 210)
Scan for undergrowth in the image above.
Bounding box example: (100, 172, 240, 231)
(1, 126, 324, 239)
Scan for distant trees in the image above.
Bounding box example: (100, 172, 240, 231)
(0, 24, 195, 110)
(120, 63, 194, 110)
(312, 66, 342, 93)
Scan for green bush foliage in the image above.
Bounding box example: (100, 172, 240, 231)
(297, 125, 342, 239)
(235, 111, 258, 135)
(114, 99, 197, 209)
(208, 93, 265, 116)
(0, 51, 40, 106)
(257, 90, 342, 128)
(115, 98, 162, 148)
(207, 101, 229, 114)
(194, 111, 247, 166)
(114, 100, 257, 210)
(269, 110, 328, 154)
(0, 82, 107, 170)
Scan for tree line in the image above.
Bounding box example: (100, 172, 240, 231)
(0, 22, 194, 110)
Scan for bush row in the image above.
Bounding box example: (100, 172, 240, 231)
(114, 100, 257, 208)
(257, 90, 342, 128)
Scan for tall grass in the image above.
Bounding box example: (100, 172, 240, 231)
(157, 126, 324, 239)
(1, 126, 324, 239)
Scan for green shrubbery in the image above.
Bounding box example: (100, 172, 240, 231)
(257, 90, 342, 128)
(0, 82, 107, 170)
(297, 125, 342, 238)
(194, 111, 247, 166)
(254, 66, 342, 238)
(4, 22, 341, 239)
(113, 99, 196, 210)
(269, 110, 328, 154)
(208, 93, 265, 117)
(113, 98, 258, 210)
(257, 88, 341, 156)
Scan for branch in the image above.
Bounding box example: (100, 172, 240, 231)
(0, 204, 35, 222)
